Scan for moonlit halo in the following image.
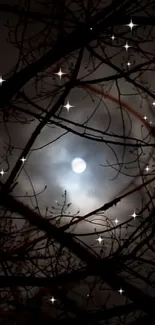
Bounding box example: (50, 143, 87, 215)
(71, 158, 86, 174)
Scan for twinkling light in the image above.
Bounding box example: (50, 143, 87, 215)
(20, 157, 26, 163)
(123, 42, 131, 51)
(143, 116, 148, 120)
(63, 101, 74, 112)
(55, 68, 66, 79)
(50, 296, 56, 303)
(0, 76, 5, 84)
(126, 62, 131, 66)
(152, 102, 155, 106)
(118, 288, 124, 295)
(111, 35, 115, 40)
(96, 236, 103, 244)
(114, 218, 119, 225)
(149, 120, 153, 125)
(145, 166, 150, 172)
(131, 211, 137, 219)
(0, 169, 5, 176)
(126, 19, 137, 31)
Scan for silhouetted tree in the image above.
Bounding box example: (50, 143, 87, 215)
(0, 1, 155, 324)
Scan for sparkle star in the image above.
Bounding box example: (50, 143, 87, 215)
(118, 288, 124, 295)
(126, 19, 137, 31)
(0, 76, 5, 84)
(123, 42, 131, 51)
(143, 116, 148, 120)
(131, 211, 137, 219)
(63, 101, 74, 112)
(114, 218, 119, 225)
(152, 102, 155, 106)
(50, 296, 56, 303)
(55, 68, 66, 79)
(127, 62, 131, 66)
(111, 35, 115, 40)
(145, 166, 150, 172)
(96, 236, 103, 244)
(20, 157, 26, 163)
(149, 120, 153, 125)
(0, 169, 5, 176)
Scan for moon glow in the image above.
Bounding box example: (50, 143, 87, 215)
(71, 158, 86, 174)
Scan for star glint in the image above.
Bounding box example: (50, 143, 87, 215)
(20, 157, 26, 163)
(131, 211, 137, 219)
(63, 101, 74, 112)
(0, 169, 5, 176)
(123, 42, 131, 51)
(0, 76, 5, 84)
(118, 288, 124, 295)
(126, 19, 137, 31)
(50, 296, 56, 303)
(96, 236, 103, 244)
(55, 68, 66, 79)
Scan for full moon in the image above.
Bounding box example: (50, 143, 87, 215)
(71, 158, 87, 174)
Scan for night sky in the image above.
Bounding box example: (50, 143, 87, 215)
(0, 1, 155, 324)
